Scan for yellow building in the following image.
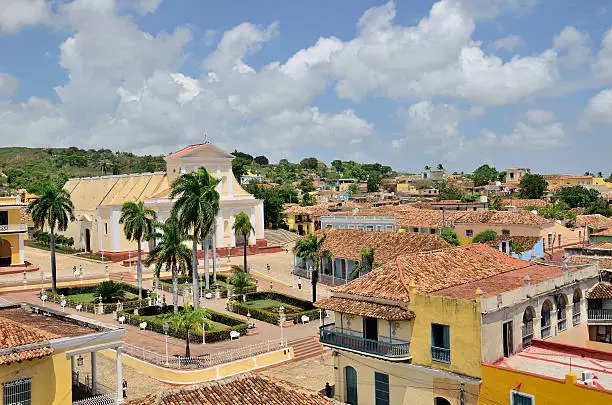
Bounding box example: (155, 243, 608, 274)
(0, 196, 28, 267)
(283, 204, 331, 236)
(61, 143, 265, 257)
(0, 303, 125, 405)
(544, 174, 595, 189)
(315, 244, 601, 405)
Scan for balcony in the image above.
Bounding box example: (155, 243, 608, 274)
(319, 324, 411, 360)
(588, 309, 612, 324)
(541, 325, 551, 339)
(0, 224, 27, 233)
(431, 346, 450, 363)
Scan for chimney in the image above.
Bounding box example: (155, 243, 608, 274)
(523, 274, 531, 286)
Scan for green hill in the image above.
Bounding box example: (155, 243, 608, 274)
(0, 147, 166, 192)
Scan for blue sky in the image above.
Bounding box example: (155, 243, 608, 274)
(0, 0, 611, 175)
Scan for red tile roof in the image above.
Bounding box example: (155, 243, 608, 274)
(568, 255, 612, 269)
(310, 228, 449, 264)
(592, 228, 612, 237)
(576, 214, 612, 230)
(502, 199, 549, 209)
(0, 316, 57, 365)
(454, 210, 551, 226)
(315, 297, 414, 320)
(124, 373, 342, 405)
(332, 244, 543, 301)
(166, 143, 209, 159)
(283, 204, 332, 217)
(586, 283, 612, 299)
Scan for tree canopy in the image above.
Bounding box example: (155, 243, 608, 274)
(518, 174, 547, 199)
(472, 164, 499, 187)
(554, 186, 599, 208)
(441, 228, 460, 246)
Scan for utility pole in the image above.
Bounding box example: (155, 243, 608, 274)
(460, 382, 466, 405)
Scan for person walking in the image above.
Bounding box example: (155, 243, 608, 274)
(297, 278, 302, 290)
(324, 382, 332, 398)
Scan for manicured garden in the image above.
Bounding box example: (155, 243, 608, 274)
(118, 305, 248, 344)
(158, 271, 256, 298)
(45, 281, 153, 314)
(228, 291, 320, 324)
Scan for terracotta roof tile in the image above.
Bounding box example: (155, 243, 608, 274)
(395, 209, 465, 228)
(332, 244, 536, 301)
(568, 255, 612, 269)
(166, 143, 208, 159)
(307, 228, 449, 264)
(591, 228, 612, 237)
(0, 316, 58, 365)
(315, 297, 414, 320)
(283, 204, 332, 217)
(502, 199, 549, 209)
(124, 373, 342, 405)
(590, 241, 612, 249)
(454, 210, 551, 226)
(576, 214, 612, 230)
(586, 283, 612, 299)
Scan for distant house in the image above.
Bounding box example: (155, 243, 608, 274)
(421, 168, 446, 181)
(0, 195, 28, 267)
(282, 204, 331, 235)
(239, 171, 264, 185)
(505, 167, 531, 184)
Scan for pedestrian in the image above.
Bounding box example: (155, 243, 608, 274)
(266, 263, 270, 273)
(72, 266, 77, 278)
(324, 382, 332, 398)
(122, 379, 128, 398)
(297, 278, 302, 290)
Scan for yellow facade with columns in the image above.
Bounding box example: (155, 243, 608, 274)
(0, 196, 27, 267)
(62, 143, 265, 254)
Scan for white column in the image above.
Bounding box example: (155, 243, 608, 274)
(257, 201, 265, 239)
(18, 234, 24, 264)
(116, 347, 124, 404)
(216, 215, 224, 248)
(96, 208, 103, 252)
(249, 207, 257, 245)
(110, 208, 121, 252)
(228, 165, 234, 198)
(229, 211, 236, 247)
(91, 352, 97, 392)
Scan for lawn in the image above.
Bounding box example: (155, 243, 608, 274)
(67, 291, 139, 303)
(139, 313, 229, 333)
(244, 299, 303, 315)
(25, 241, 78, 255)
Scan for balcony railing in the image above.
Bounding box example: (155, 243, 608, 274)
(557, 319, 567, 332)
(431, 346, 450, 363)
(522, 323, 533, 348)
(588, 309, 612, 322)
(319, 324, 411, 359)
(0, 224, 27, 232)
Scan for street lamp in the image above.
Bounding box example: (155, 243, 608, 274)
(40, 290, 47, 307)
(60, 294, 67, 312)
(279, 306, 285, 344)
(76, 355, 84, 367)
(163, 322, 169, 366)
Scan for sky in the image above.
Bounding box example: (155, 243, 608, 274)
(0, 0, 611, 175)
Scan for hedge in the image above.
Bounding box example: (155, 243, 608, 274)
(158, 275, 256, 297)
(228, 291, 320, 325)
(117, 305, 248, 343)
(45, 283, 155, 315)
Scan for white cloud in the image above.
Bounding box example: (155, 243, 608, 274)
(596, 29, 612, 80)
(553, 26, 590, 68)
(0, 0, 50, 33)
(502, 111, 565, 149)
(493, 34, 523, 51)
(0, 74, 19, 98)
(583, 88, 612, 125)
(138, 0, 162, 14)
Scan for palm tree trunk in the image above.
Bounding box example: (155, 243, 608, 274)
(172, 262, 179, 313)
(311, 261, 318, 303)
(204, 234, 210, 290)
(192, 236, 199, 308)
(185, 329, 191, 358)
(137, 239, 143, 299)
(243, 233, 248, 273)
(212, 227, 217, 283)
(50, 231, 57, 293)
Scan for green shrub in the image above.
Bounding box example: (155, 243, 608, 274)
(440, 228, 460, 246)
(96, 281, 125, 303)
(473, 229, 497, 243)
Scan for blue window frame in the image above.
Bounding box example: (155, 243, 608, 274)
(431, 323, 450, 363)
(374, 372, 389, 405)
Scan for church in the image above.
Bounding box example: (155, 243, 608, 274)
(62, 143, 266, 259)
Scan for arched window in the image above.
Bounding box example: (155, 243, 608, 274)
(557, 294, 568, 331)
(522, 306, 535, 348)
(541, 300, 552, 338)
(434, 397, 451, 405)
(572, 289, 582, 325)
(345, 366, 358, 405)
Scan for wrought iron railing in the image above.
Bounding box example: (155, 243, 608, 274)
(557, 318, 567, 331)
(431, 346, 450, 363)
(572, 303, 581, 325)
(0, 224, 27, 232)
(522, 323, 533, 348)
(319, 324, 411, 359)
(588, 309, 612, 321)
(122, 338, 287, 369)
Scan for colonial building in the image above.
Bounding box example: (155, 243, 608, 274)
(62, 143, 265, 257)
(315, 244, 600, 405)
(0, 196, 27, 267)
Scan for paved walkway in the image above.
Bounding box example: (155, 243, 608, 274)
(0, 250, 334, 359)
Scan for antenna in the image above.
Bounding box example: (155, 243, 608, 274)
(202, 129, 209, 144)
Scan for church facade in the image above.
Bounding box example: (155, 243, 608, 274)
(62, 143, 265, 257)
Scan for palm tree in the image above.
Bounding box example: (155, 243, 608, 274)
(350, 247, 374, 279)
(27, 184, 75, 293)
(229, 267, 253, 301)
(165, 305, 211, 358)
(232, 212, 254, 273)
(119, 201, 156, 299)
(294, 234, 327, 302)
(169, 167, 220, 307)
(145, 217, 192, 313)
